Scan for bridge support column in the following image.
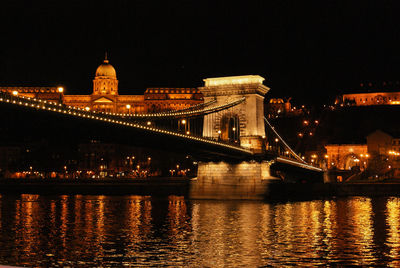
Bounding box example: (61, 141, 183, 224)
(190, 160, 278, 200)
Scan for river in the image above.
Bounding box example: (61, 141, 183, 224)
(0, 194, 399, 267)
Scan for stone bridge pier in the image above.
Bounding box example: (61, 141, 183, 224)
(191, 75, 278, 200)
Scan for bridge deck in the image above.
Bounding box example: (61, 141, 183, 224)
(0, 92, 318, 169)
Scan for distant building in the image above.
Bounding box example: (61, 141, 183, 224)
(342, 92, 400, 106)
(265, 98, 301, 118)
(325, 144, 368, 170)
(324, 129, 400, 177)
(64, 57, 203, 113)
(0, 146, 21, 173)
(341, 82, 400, 106)
(367, 130, 400, 177)
(0, 56, 203, 114)
(0, 87, 63, 103)
(144, 87, 203, 113)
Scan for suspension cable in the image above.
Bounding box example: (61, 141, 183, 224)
(264, 117, 307, 164)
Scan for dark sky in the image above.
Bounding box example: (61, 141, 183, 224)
(0, 0, 399, 104)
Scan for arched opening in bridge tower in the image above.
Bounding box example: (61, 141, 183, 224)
(220, 115, 240, 143)
(344, 153, 360, 170)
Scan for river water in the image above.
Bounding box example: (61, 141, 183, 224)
(0, 194, 400, 267)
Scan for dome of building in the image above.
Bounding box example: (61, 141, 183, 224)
(95, 58, 117, 78)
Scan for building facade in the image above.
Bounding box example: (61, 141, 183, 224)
(64, 57, 203, 113)
(1, 57, 203, 114)
(0, 87, 64, 103)
(342, 92, 400, 106)
(325, 144, 368, 170)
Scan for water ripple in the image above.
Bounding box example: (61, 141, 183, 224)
(0, 195, 398, 266)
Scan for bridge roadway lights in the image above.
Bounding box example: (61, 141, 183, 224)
(190, 160, 279, 200)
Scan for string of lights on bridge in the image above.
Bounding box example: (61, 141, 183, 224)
(121, 98, 246, 119)
(123, 99, 217, 118)
(0, 92, 253, 155)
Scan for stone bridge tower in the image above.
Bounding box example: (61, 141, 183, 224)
(200, 75, 270, 153)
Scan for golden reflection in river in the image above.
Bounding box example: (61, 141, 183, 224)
(322, 198, 375, 265)
(167, 196, 190, 239)
(190, 201, 233, 267)
(349, 198, 374, 264)
(386, 197, 400, 267)
(124, 196, 152, 257)
(322, 200, 336, 259)
(13, 194, 41, 265)
(190, 201, 271, 267)
(351, 198, 374, 261)
(3, 195, 400, 266)
(271, 201, 327, 264)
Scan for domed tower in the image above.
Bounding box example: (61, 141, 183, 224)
(93, 56, 118, 95)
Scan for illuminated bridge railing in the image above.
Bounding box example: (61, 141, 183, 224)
(276, 157, 323, 172)
(138, 99, 217, 115)
(120, 97, 246, 119)
(0, 92, 253, 155)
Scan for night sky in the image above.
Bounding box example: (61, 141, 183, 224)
(1, 0, 399, 104)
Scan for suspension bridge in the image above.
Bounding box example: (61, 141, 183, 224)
(0, 75, 322, 199)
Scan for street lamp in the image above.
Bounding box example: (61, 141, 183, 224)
(57, 87, 64, 93)
(12, 90, 18, 96)
(126, 104, 131, 115)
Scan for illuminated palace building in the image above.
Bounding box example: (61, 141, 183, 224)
(342, 82, 400, 106)
(0, 57, 203, 113)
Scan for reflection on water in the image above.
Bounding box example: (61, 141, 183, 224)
(1, 195, 400, 266)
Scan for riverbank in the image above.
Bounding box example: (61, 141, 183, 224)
(2, 178, 400, 200)
(0, 178, 191, 196)
(268, 181, 400, 201)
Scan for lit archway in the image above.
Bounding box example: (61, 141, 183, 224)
(344, 153, 359, 170)
(220, 114, 240, 143)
